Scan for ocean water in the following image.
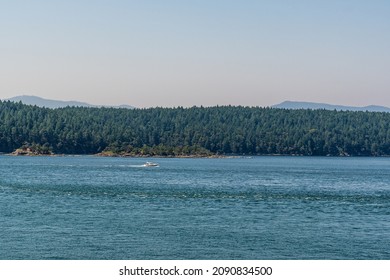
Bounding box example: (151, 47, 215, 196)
(0, 155, 389, 260)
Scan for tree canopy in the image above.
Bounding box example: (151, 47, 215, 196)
(1, 100, 390, 156)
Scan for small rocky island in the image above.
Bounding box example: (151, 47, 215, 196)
(11, 144, 54, 156)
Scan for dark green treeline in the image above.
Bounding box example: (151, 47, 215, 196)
(1, 100, 390, 156)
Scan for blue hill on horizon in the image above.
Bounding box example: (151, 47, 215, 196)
(272, 101, 390, 113)
(4, 95, 135, 109)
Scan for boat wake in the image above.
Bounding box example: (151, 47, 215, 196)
(127, 164, 159, 168)
(127, 164, 147, 168)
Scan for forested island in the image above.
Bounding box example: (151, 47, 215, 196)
(1, 100, 390, 156)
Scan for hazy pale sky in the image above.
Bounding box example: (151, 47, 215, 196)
(1, 0, 389, 108)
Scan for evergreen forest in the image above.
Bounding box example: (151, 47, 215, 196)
(1, 100, 390, 156)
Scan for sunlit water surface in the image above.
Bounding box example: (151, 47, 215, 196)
(0, 156, 389, 259)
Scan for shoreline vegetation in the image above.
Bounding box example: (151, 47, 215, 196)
(8, 143, 229, 158)
(8, 151, 390, 158)
(7, 144, 390, 158)
(6, 143, 390, 158)
(3, 100, 390, 157)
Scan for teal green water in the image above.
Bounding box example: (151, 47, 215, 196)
(0, 156, 389, 259)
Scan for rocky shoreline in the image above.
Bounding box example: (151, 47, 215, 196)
(95, 151, 230, 158)
(10, 147, 54, 156)
(7, 148, 230, 158)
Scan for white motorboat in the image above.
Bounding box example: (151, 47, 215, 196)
(143, 161, 159, 167)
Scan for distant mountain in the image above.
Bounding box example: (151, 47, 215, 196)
(272, 101, 390, 113)
(5, 95, 135, 109)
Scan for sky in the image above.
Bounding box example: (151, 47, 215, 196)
(1, 0, 390, 108)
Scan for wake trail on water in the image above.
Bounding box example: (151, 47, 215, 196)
(101, 164, 154, 168)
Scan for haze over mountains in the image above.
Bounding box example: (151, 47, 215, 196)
(272, 101, 390, 113)
(5, 95, 135, 109)
(3, 95, 390, 113)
